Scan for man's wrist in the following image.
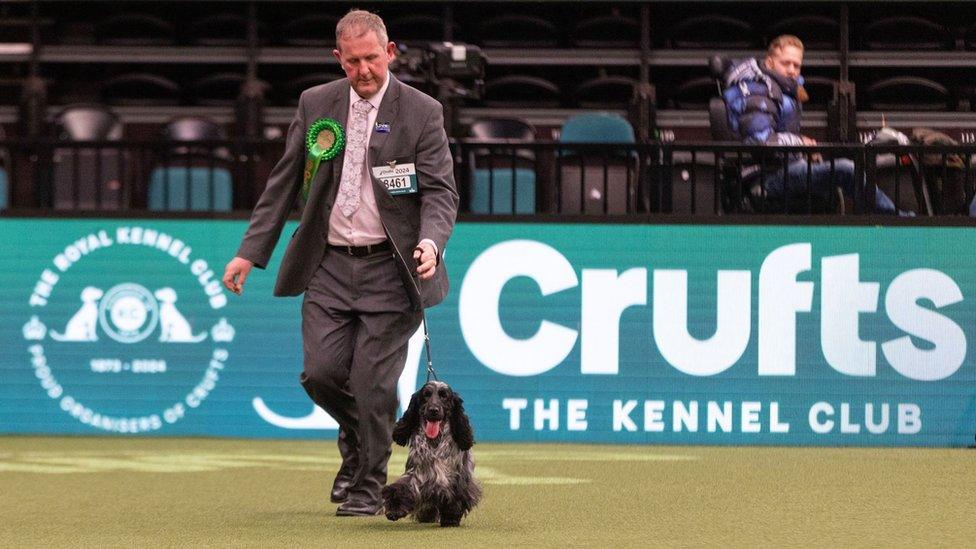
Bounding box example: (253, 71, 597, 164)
(418, 239, 437, 256)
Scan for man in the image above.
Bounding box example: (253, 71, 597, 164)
(222, 9, 459, 516)
(723, 34, 901, 213)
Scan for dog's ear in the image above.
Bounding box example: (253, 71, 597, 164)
(392, 391, 421, 446)
(449, 392, 475, 451)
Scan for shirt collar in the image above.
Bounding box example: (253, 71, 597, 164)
(349, 71, 391, 110)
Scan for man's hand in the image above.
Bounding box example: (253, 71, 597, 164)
(222, 256, 254, 295)
(802, 135, 823, 163)
(413, 241, 437, 281)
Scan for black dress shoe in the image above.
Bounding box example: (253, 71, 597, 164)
(330, 475, 353, 504)
(335, 498, 383, 517)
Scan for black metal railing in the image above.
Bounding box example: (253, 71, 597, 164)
(2, 138, 976, 218)
(452, 140, 976, 217)
(0, 138, 278, 213)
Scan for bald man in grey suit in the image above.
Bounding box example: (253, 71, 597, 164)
(223, 9, 458, 516)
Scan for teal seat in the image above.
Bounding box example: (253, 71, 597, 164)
(559, 112, 635, 144)
(557, 113, 638, 214)
(471, 168, 535, 214)
(0, 168, 7, 210)
(148, 167, 232, 211)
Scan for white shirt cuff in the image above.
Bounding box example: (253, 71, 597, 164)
(418, 238, 438, 256)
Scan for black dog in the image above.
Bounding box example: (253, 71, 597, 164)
(382, 381, 481, 527)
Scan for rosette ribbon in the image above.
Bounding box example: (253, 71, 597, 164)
(302, 118, 345, 200)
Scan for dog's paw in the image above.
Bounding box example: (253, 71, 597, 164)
(381, 484, 413, 521)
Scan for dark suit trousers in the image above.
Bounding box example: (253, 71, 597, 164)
(299, 247, 422, 502)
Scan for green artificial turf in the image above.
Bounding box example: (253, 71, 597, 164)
(0, 437, 973, 548)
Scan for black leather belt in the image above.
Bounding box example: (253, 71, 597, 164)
(329, 240, 391, 257)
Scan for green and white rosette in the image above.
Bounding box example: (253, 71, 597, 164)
(302, 118, 345, 200)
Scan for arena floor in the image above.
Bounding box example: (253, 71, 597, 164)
(0, 437, 972, 547)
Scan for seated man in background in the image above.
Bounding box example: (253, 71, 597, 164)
(723, 34, 903, 214)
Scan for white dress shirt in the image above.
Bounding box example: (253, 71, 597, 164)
(327, 73, 438, 257)
(327, 73, 391, 246)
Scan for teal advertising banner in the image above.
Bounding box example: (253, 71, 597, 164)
(1, 219, 974, 446)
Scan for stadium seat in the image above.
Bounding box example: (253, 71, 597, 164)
(861, 16, 952, 50)
(469, 117, 537, 162)
(766, 15, 838, 50)
(0, 126, 11, 210)
(0, 167, 7, 210)
(279, 14, 339, 47)
(572, 13, 640, 48)
(669, 76, 718, 110)
(483, 75, 561, 107)
(470, 167, 536, 215)
(865, 76, 952, 111)
(966, 22, 976, 50)
(0, 125, 8, 210)
(468, 118, 537, 214)
(94, 13, 174, 46)
(667, 151, 719, 214)
(148, 116, 233, 212)
(469, 118, 536, 142)
(148, 168, 233, 211)
(100, 72, 181, 106)
(0, 83, 16, 110)
(558, 113, 638, 214)
(479, 14, 559, 47)
(574, 75, 637, 109)
(869, 155, 934, 215)
(50, 104, 125, 210)
(801, 75, 836, 110)
(275, 73, 343, 106)
(667, 15, 755, 49)
(387, 14, 456, 43)
(560, 112, 635, 144)
(188, 12, 254, 47)
(191, 73, 268, 107)
(707, 90, 758, 213)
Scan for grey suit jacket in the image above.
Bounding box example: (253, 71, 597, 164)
(236, 76, 459, 309)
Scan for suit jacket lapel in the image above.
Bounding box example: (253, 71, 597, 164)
(328, 80, 351, 200)
(368, 76, 400, 168)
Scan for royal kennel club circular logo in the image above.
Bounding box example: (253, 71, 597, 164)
(22, 226, 235, 433)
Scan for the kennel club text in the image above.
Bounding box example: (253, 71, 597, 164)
(501, 399, 922, 435)
(29, 227, 227, 309)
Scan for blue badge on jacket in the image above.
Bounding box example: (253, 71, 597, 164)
(375, 123, 390, 133)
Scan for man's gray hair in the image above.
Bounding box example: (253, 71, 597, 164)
(336, 9, 389, 47)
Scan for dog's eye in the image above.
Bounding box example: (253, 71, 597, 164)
(438, 388, 448, 398)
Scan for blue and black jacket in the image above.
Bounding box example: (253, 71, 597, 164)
(723, 58, 805, 147)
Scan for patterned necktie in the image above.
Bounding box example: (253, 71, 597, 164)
(336, 99, 373, 217)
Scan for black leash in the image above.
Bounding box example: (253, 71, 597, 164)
(398, 242, 438, 383)
(420, 309, 438, 382)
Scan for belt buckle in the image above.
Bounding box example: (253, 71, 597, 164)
(365, 243, 373, 255)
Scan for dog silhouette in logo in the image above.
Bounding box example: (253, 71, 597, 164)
(50, 286, 103, 342)
(154, 287, 207, 343)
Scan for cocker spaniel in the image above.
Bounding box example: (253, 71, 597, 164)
(382, 381, 481, 527)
